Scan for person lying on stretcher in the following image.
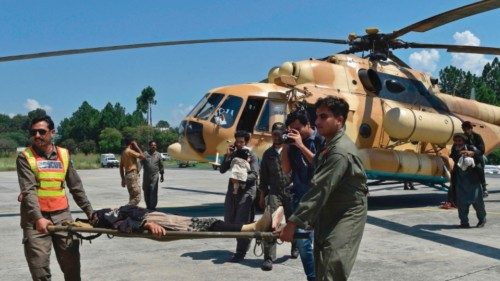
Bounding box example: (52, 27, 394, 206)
(89, 205, 284, 237)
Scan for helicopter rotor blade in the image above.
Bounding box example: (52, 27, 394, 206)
(388, 52, 411, 68)
(0, 37, 349, 63)
(405, 42, 500, 55)
(388, 0, 500, 40)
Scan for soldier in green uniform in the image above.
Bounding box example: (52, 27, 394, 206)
(277, 96, 368, 281)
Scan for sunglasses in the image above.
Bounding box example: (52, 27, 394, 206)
(29, 129, 49, 136)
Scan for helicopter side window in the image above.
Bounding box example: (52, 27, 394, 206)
(255, 100, 270, 132)
(194, 93, 224, 120)
(255, 100, 286, 132)
(236, 97, 265, 133)
(211, 95, 243, 128)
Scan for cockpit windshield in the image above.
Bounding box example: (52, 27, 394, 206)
(193, 93, 224, 119)
(211, 95, 243, 128)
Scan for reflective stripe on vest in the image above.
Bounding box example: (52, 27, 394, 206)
(23, 146, 70, 212)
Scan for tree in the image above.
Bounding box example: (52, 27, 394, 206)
(58, 101, 100, 143)
(153, 129, 178, 152)
(79, 139, 96, 155)
(125, 110, 147, 127)
(99, 127, 123, 154)
(59, 138, 77, 154)
(156, 120, 170, 129)
(0, 114, 11, 132)
(439, 66, 465, 95)
(136, 86, 157, 126)
(99, 102, 127, 130)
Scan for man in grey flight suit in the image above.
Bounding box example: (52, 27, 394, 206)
(142, 140, 164, 210)
(278, 96, 368, 281)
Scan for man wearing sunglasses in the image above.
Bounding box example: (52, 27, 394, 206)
(17, 115, 94, 281)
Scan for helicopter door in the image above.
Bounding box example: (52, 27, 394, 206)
(236, 97, 265, 133)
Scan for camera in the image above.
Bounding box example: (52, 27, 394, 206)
(281, 130, 295, 144)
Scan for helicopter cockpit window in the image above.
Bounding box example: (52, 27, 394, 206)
(194, 93, 224, 120)
(385, 79, 406, 93)
(211, 95, 243, 128)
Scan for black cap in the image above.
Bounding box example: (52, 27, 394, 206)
(271, 122, 286, 134)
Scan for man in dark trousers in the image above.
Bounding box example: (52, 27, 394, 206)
(219, 130, 259, 263)
(142, 140, 164, 210)
(17, 115, 94, 281)
(258, 122, 296, 271)
(462, 121, 488, 197)
(278, 96, 368, 281)
(450, 133, 487, 228)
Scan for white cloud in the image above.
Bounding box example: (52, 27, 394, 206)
(169, 103, 194, 128)
(409, 49, 440, 74)
(24, 99, 52, 113)
(450, 30, 491, 76)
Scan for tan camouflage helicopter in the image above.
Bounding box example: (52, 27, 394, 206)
(1, 1, 499, 187)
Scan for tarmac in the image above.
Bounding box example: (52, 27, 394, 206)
(1, 168, 499, 281)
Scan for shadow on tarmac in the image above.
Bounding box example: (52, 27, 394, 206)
(367, 193, 447, 210)
(367, 216, 500, 260)
(162, 186, 226, 196)
(180, 250, 265, 268)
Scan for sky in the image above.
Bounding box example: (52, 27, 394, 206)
(0, 0, 498, 128)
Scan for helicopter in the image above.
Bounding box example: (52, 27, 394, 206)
(1, 1, 499, 187)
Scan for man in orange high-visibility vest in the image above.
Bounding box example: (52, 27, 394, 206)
(17, 115, 94, 281)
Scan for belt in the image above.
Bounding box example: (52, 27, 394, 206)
(126, 169, 137, 174)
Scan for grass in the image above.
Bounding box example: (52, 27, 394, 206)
(0, 152, 214, 171)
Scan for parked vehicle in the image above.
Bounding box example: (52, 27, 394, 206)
(484, 165, 500, 174)
(100, 153, 119, 168)
(160, 152, 171, 161)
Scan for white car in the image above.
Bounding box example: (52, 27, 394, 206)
(160, 153, 171, 161)
(100, 153, 119, 168)
(484, 165, 500, 174)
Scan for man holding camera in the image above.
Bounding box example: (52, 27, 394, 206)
(281, 110, 323, 281)
(219, 130, 259, 263)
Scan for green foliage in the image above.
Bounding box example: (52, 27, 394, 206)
(59, 138, 78, 154)
(58, 101, 100, 143)
(79, 139, 96, 155)
(0, 138, 17, 150)
(98, 127, 123, 153)
(136, 86, 157, 114)
(156, 120, 170, 128)
(487, 148, 500, 165)
(153, 129, 179, 152)
(126, 110, 147, 127)
(439, 60, 499, 106)
(99, 102, 128, 130)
